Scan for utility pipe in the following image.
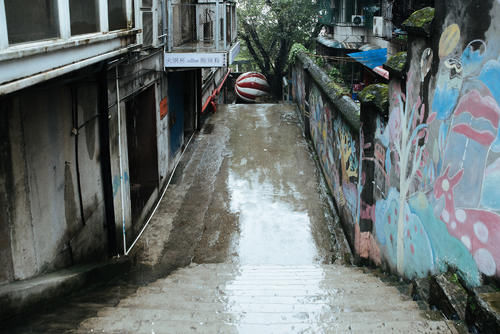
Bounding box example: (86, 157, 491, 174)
(215, 0, 220, 50)
(223, 2, 227, 50)
(167, 0, 173, 51)
(124, 131, 196, 255)
(202, 68, 231, 113)
(115, 66, 127, 255)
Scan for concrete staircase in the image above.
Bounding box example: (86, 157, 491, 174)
(77, 263, 453, 333)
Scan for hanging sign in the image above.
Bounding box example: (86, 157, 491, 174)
(164, 53, 227, 68)
(160, 97, 168, 120)
(229, 41, 241, 65)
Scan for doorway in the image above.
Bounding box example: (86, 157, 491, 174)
(168, 70, 199, 159)
(125, 85, 159, 223)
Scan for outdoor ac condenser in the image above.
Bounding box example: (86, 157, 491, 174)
(373, 16, 392, 38)
(352, 15, 365, 26)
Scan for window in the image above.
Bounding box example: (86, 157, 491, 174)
(5, 0, 59, 44)
(70, 0, 99, 35)
(108, 0, 127, 31)
(203, 22, 213, 42)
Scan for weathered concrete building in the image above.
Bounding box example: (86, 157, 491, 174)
(0, 0, 238, 286)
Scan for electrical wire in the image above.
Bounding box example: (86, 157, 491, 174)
(124, 131, 197, 255)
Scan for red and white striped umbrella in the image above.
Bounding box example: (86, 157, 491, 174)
(235, 72, 270, 102)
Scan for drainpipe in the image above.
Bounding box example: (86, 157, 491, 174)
(115, 66, 127, 255)
(202, 69, 231, 113)
(215, 0, 220, 51)
(98, 64, 117, 256)
(162, 0, 167, 46)
(167, 0, 173, 52)
(223, 2, 227, 50)
(71, 85, 86, 227)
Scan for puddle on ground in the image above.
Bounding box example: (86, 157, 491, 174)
(227, 170, 319, 265)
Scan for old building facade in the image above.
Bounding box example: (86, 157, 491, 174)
(0, 0, 239, 284)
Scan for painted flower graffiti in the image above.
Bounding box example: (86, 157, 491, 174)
(307, 85, 360, 223)
(373, 20, 500, 286)
(290, 7, 500, 286)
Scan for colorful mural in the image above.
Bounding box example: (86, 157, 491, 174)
(291, 1, 500, 286)
(372, 8, 500, 286)
(309, 84, 360, 224)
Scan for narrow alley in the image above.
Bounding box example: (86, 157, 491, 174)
(7, 104, 453, 333)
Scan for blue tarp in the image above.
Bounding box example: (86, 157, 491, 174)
(347, 48, 387, 69)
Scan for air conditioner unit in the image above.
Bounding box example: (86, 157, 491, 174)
(352, 15, 365, 26)
(373, 16, 392, 38)
(373, 16, 384, 36)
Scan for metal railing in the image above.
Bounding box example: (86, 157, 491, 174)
(166, 1, 237, 52)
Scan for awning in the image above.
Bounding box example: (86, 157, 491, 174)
(317, 36, 361, 50)
(347, 48, 389, 80)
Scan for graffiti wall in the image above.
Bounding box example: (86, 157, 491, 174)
(369, 0, 500, 286)
(292, 60, 361, 247)
(291, 0, 500, 287)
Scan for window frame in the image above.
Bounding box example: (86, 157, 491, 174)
(0, 0, 8, 49)
(69, 0, 101, 36)
(0, 0, 132, 52)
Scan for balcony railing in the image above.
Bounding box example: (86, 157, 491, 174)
(166, 1, 237, 53)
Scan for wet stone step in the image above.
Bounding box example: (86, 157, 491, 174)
(133, 286, 406, 298)
(80, 319, 451, 334)
(70, 103, 451, 333)
(115, 300, 421, 313)
(88, 307, 431, 324)
(116, 293, 412, 307)
(151, 276, 387, 287)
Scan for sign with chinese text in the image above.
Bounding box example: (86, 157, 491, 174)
(164, 53, 227, 68)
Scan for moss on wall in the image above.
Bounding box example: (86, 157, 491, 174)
(385, 52, 407, 73)
(359, 84, 389, 113)
(402, 7, 435, 35)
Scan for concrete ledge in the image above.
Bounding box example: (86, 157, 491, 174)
(359, 84, 389, 114)
(296, 52, 360, 130)
(0, 257, 130, 322)
(430, 274, 468, 321)
(402, 7, 435, 37)
(467, 286, 500, 333)
(384, 52, 407, 79)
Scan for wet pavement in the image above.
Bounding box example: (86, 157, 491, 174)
(6, 104, 453, 333)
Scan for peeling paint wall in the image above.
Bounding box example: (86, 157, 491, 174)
(0, 76, 108, 282)
(0, 103, 14, 284)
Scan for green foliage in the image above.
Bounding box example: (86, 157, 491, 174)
(359, 84, 389, 112)
(403, 7, 435, 28)
(385, 52, 408, 72)
(402, 7, 435, 35)
(288, 43, 308, 64)
(327, 80, 350, 96)
(238, 0, 320, 95)
(327, 66, 348, 89)
(327, 67, 341, 80)
(450, 273, 460, 284)
(314, 56, 326, 68)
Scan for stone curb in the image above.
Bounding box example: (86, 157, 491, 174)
(0, 256, 130, 323)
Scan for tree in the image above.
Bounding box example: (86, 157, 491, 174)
(238, 0, 320, 97)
